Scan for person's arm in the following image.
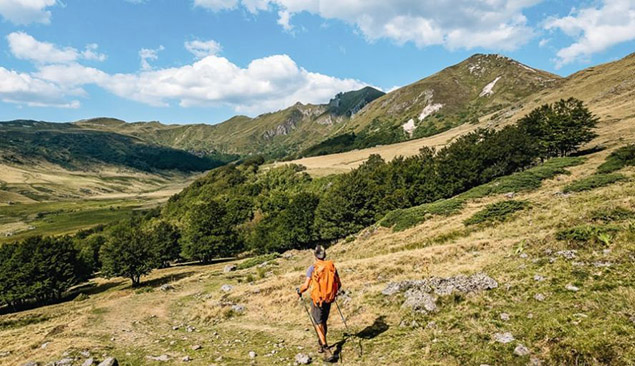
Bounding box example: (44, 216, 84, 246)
(298, 276, 311, 295)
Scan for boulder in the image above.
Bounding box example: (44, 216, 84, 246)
(81, 358, 95, 366)
(402, 290, 437, 313)
(224, 264, 237, 273)
(295, 353, 312, 364)
(97, 358, 118, 366)
(493, 332, 515, 344)
(514, 344, 530, 356)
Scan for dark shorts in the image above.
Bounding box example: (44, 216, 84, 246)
(311, 301, 332, 324)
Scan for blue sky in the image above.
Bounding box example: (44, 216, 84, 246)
(0, 0, 634, 124)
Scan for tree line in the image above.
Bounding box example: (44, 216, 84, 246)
(0, 98, 598, 308)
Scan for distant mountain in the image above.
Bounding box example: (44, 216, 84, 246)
(76, 86, 386, 159)
(0, 120, 229, 173)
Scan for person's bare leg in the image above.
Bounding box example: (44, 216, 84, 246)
(315, 323, 327, 347)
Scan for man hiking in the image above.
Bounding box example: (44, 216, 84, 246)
(297, 245, 341, 357)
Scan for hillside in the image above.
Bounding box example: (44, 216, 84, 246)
(76, 87, 386, 158)
(1, 141, 633, 365)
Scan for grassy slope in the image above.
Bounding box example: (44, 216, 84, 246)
(1, 141, 633, 365)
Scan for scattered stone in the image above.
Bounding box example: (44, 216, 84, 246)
(556, 250, 577, 260)
(630, 315, 635, 325)
(603, 249, 611, 255)
(160, 284, 174, 291)
(97, 358, 118, 366)
(172, 325, 180, 331)
(294, 353, 311, 364)
(56, 358, 74, 366)
(402, 290, 437, 313)
(0, 351, 10, 357)
(500, 313, 510, 321)
(426, 321, 437, 329)
(224, 264, 237, 272)
(79, 351, 91, 358)
(169, 341, 176, 346)
(21, 362, 39, 366)
(182, 356, 192, 362)
(493, 332, 515, 344)
(527, 313, 534, 319)
(383, 272, 498, 297)
(593, 261, 612, 268)
(82, 358, 95, 366)
(504, 192, 515, 199)
(519, 253, 528, 259)
(186, 325, 195, 333)
(533, 275, 545, 282)
(41, 342, 50, 349)
(249, 351, 257, 359)
(231, 304, 246, 313)
(220, 284, 233, 293)
(514, 344, 530, 356)
(529, 356, 543, 366)
(146, 355, 170, 362)
(534, 293, 545, 302)
(565, 284, 580, 292)
(191, 345, 202, 351)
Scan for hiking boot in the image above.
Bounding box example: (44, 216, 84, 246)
(317, 343, 329, 353)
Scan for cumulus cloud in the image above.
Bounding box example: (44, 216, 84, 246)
(7, 32, 107, 64)
(139, 45, 164, 70)
(194, 0, 540, 50)
(185, 39, 222, 59)
(0, 0, 56, 25)
(6, 32, 367, 113)
(545, 0, 635, 68)
(0, 67, 80, 108)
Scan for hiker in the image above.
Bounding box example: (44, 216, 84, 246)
(297, 245, 342, 355)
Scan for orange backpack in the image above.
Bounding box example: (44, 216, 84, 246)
(310, 260, 339, 306)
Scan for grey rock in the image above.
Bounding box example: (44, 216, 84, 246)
(97, 358, 118, 366)
(556, 250, 577, 260)
(294, 353, 311, 364)
(630, 315, 635, 325)
(500, 313, 510, 321)
(534, 293, 545, 302)
(220, 284, 233, 292)
(81, 359, 95, 366)
(533, 275, 545, 282)
(383, 272, 498, 297)
(224, 264, 237, 273)
(172, 325, 180, 330)
(56, 359, 74, 366)
(493, 332, 515, 344)
(182, 356, 191, 362)
(402, 289, 437, 313)
(593, 261, 612, 268)
(231, 304, 245, 313)
(514, 344, 530, 356)
(529, 356, 543, 366)
(565, 284, 580, 292)
(160, 284, 174, 291)
(519, 253, 528, 259)
(191, 345, 202, 351)
(146, 355, 170, 362)
(249, 351, 257, 358)
(22, 362, 39, 366)
(186, 325, 195, 333)
(426, 321, 437, 329)
(504, 192, 515, 199)
(79, 351, 91, 358)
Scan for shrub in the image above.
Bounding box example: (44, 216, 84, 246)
(589, 206, 635, 222)
(237, 253, 280, 270)
(562, 174, 626, 193)
(556, 224, 620, 246)
(464, 200, 529, 226)
(597, 144, 635, 173)
(380, 198, 464, 232)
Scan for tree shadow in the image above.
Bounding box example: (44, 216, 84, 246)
(125, 271, 196, 289)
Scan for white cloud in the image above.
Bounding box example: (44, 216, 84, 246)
(6, 33, 367, 113)
(0, 66, 80, 108)
(6, 32, 107, 65)
(545, 0, 635, 68)
(185, 39, 222, 59)
(139, 45, 164, 70)
(538, 38, 550, 47)
(0, 0, 56, 25)
(194, 0, 540, 50)
(193, 0, 239, 11)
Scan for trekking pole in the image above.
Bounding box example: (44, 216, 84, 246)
(296, 288, 322, 346)
(334, 299, 363, 357)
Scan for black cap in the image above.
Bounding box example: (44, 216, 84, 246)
(314, 245, 326, 260)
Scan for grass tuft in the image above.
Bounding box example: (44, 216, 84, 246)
(597, 144, 635, 173)
(237, 253, 280, 270)
(464, 200, 530, 226)
(555, 224, 620, 247)
(562, 173, 626, 193)
(380, 198, 464, 231)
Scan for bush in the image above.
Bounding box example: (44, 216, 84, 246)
(556, 224, 620, 246)
(562, 174, 626, 193)
(236, 253, 280, 270)
(380, 198, 464, 232)
(597, 144, 635, 173)
(589, 206, 635, 222)
(464, 200, 529, 226)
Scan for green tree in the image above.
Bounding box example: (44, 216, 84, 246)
(148, 221, 181, 268)
(519, 98, 598, 158)
(181, 200, 242, 263)
(100, 221, 157, 287)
